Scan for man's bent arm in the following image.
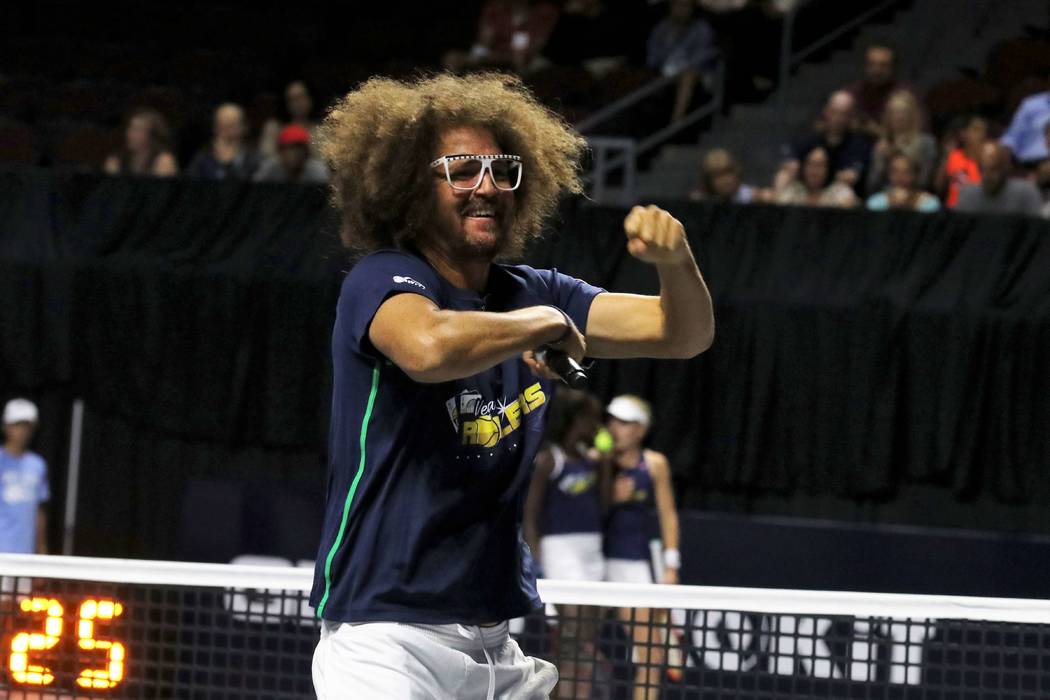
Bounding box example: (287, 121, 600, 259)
(369, 293, 577, 383)
(585, 207, 713, 359)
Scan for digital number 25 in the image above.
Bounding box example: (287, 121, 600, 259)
(9, 597, 126, 689)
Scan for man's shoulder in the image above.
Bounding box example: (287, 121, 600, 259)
(1, 451, 46, 473)
(1019, 91, 1050, 111)
(1005, 178, 1041, 195)
(26, 452, 45, 473)
(1005, 178, 1043, 209)
(343, 249, 439, 295)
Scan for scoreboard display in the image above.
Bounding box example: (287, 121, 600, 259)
(1, 560, 320, 699)
(8, 595, 124, 689)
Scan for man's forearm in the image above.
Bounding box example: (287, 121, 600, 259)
(656, 253, 714, 358)
(407, 305, 567, 383)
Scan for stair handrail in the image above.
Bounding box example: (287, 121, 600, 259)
(778, 0, 905, 103)
(575, 47, 722, 135)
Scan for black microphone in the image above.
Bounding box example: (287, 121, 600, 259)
(536, 347, 588, 389)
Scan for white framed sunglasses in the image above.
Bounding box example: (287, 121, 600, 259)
(430, 154, 523, 191)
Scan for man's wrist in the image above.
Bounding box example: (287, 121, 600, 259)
(546, 306, 574, 345)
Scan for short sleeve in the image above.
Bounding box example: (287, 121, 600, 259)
(337, 250, 442, 355)
(527, 267, 605, 332)
(34, 456, 49, 503)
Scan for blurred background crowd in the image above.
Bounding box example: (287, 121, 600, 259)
(3, 0, 1050, 218)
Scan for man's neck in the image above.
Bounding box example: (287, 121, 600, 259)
(2, 442, 25, 457)
(417, 242, 491, 293)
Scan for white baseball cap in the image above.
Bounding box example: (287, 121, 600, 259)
(3, 398, 39, 425)
(606, 395, 651, 428)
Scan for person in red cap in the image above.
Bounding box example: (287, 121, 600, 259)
(254, 124, 329, 184)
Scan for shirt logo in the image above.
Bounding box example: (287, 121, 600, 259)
(392, 275, 426, 290)
(558, 471, 597, 496)
(445, 383, 547, 448)
(2, 470, 39, 505)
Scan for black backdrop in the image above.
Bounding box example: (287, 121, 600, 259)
(2, 168, 1050, 558)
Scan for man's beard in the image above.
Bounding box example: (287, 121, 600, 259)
(436, 201, 514, 260)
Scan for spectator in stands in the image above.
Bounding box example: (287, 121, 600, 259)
(187, 103, 259, 180)
(867, 90, 937, 193)
(646, 0, 719, 123)
(1032, 123, 1050, 215)
(845, 44, 917, 136)
(103, 108, 178, 177)
(788, 91, 872, 194)
(524, 389, 605, 698)
(258, 80, 320, 160)
(956, 142, 1042, 216)
(254, 125, 328, 184)
(689, 148, 761, 203)
(1000, 86, 1050, 164)
(443, 0, 560, 74)
(866, 151, 940, 213)
(938, 114, 986, 208)
(773, 145, 858, 208)
(1, 399, 48, 555)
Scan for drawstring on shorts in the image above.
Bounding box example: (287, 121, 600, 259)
(458, 624, 497, 700)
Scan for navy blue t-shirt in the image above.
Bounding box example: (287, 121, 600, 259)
(310, 248, 604, 624)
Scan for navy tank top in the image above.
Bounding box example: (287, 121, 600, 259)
(603, 452, 659, 561)
(540, 445, 601, 537)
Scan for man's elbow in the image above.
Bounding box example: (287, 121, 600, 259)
(392, 334, 454, 383)
(667, 325, 714, 359)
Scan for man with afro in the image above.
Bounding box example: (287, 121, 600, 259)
(309, 72, 714, 699)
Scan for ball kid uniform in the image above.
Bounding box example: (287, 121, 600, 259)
(603, 453, 660, 584)
(310, 247, 604, 699)
(538, 445, 603, 581)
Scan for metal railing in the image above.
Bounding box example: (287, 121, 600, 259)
(578, 0, 906, 204)
(777, 0, 903, 105)
(579, 49, 725, 205)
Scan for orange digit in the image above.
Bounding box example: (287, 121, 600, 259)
(8, 597, 63, 685)
(75, 599, 126, 689)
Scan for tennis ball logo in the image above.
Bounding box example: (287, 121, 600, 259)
(474, 415, 501, 448)
(461, 415, 502, 447)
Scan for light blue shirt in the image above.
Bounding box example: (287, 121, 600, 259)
(866, 192, 941, 213)
(0, 448, 48, 554)
(1001, 92, 1050, 163)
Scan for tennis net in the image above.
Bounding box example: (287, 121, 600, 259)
(2, 553, 1050, 698)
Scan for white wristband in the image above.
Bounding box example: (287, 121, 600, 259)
(663, 548, 681, 570)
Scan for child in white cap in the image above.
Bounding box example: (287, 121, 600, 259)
(602, 394, 682, 699)
(1, 399, 49, 554)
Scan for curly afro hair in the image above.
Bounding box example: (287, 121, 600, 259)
(317, 72, 587, 256)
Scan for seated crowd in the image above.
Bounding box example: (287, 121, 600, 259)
(692, 43, 1050, 219)
(6, 3, 1050, 221)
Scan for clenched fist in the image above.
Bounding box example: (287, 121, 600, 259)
(623, 205, 690, 265)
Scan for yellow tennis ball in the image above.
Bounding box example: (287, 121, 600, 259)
(594, 428, 614, 454)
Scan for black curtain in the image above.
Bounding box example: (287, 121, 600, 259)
(2, 168, 1049, 557)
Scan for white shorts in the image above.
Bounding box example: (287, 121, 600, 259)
(539, 533, 604, 581)
(604, 558, 654, 584)
(313, 619, 557, 700)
